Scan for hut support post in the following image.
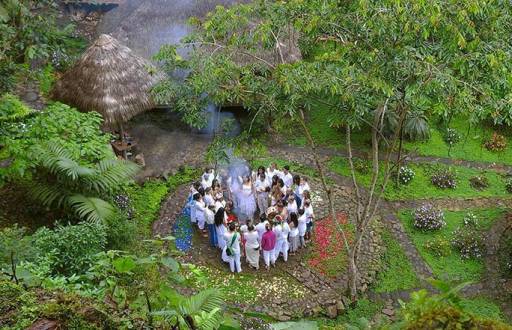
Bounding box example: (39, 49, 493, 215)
(119, 122, 127, 159)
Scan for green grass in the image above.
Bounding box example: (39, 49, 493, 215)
(398, 208, 506, 283)
(373, 229, 420, 293)
(317, 299, 383, 328)
(460, 297, 505, 321)
(404, 116, 512, 165)
(329, 156, 511, 201)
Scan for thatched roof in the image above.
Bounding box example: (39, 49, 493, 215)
(51, 34, 163, 128)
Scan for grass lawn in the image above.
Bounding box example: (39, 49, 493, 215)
(404, 116, 512, 165)
(329, 156, 511, 201)
(372, 229, 420, 293)
(398, 208, 506, 283)
(460, 297, 506, 321)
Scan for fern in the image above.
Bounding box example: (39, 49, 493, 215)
(68, 195, 115, 223)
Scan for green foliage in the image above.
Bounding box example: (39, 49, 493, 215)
(0, 93, 31, 121)
(0, 280, 38, 329)
(424, 237, 452, 258)
(37, 64, 56, 96)
(28, 142, 138, 222)
(399, 208, 505, 283)
(398, 281, 508, 329)
(319, 299, 383, 329)
(0, 225, 34, 282)
(103, 211, 137, 250)
(33, 222, 107, 276)
(0, 102, 112, 181)
(469, 174, 490, 190)
(329, 157, 511, 200)
(0, 0, 84, 93)
(484, 132, 508, 152)
(373, 229, 420, 293)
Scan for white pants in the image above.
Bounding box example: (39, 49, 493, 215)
(263, 250, 274, 267)
(228, 252, 241, 273)
(197, 217, 205, 230)
(280, 240, 289, 262)
(257, 192, 269, 215)
(273, 240, 285, 263)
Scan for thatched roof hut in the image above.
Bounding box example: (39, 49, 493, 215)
(51, 34, 162, 129)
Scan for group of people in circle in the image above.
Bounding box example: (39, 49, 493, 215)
(188, 163, 315, 272)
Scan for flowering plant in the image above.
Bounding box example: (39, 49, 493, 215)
(462, 212, 479, 228)
(469, 175, 489, 191)
(484, 133, 507, 152)
(443, 128, 461, 146)
(413, 204, 446, 230)
(431, 169, 457, 189)
(398, 166, 415, 185)
(451, 226, 484, 259)
(307, 213, 351, 277)
(505, 178, 512, 194)
(424, 237, 451, 257)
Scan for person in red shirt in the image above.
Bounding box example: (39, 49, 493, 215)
(261, 222, 277, 270)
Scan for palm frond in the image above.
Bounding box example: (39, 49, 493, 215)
(68, 194, 115, 222)
(30, 182, 68, 208)
(196, 308, 223, 330)
(404, 112, 430, 141)
(85, 159, 139, 193)
(179, 288, 224, 316)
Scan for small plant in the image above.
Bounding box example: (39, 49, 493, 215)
(469, 175, 489, 191)
(431, 169, 457, 189)
(451, 226, 485, 259)
(424, 237, 452, 257)
(462, 212, 479, 228)
(398, 166, 415, 185)
(413, 204, 446, 231)
(484, 133, 507, 152)
(443, 128, 461, 146)
(353, 158, 371, 174)
(505, 178, 512, 194)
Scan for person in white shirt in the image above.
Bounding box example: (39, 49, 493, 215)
(280, 165, 293, 188)
(193, 193, 208, 234)
(244, 224, 260, 269)
(288, 212, 299, 254)
(255, 173, 270, 217)
(203, 187, 215, 207)
(272, 216, 289, 263)
(201, 168, 215, 189)
(298, 208, 307, 248)
(267, 163, 282, 182)
(255, 214, 268, 242)
(304, 199, 315, 241)
(224, 222, 242, 273)
(298, 177, 311, 201)
(215, 208, 228, 251)
(279, 217, 290, 262)
(286, 195, 298, 218)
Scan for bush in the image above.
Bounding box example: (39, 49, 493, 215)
(451, 226, 484, 259)
(413, 204, 446, 230)
(398, 166, 415, 185)
(505, 178, 512, 193)
(498, 229, 512, 278)
(469, 175, 489, 190)
(484, 133, 507, 152)
(0, 93, 32, 121)
(424, 237, 452, 257)
(443, 128, 461, 146)
(33, 222, 107, 276)
(353, 158, 371, 174)
(431, 169, 457, 189)
(462, 212, 479, 228)
(104, 211, 137, 250)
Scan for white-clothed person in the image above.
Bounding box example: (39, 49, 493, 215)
(193, 193, 208, 231)
(244, 224, 260, 269)
(201, 168, 215, 189)
(267, 163, 282, 182)
(224, 222, 242, 273)
(280, 165, 293, 188)
(298, 208, 307, 247)
(298, 177, 311, 201)
(288, 212, 300, 253)
(255, 216, 269, 241)
(203, 187, 215, 207)
(237, 176, 256, 224)
(215, 208, 228, 250)
(286, 195, 298, 218)
(255, 173, 270, 216)
(272, 216, 284, 263)
(277, 218, 290, 262)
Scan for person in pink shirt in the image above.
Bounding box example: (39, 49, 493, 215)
(261, 222, 276, 270)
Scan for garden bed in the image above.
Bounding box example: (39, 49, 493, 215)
(398, 208, 506, 283)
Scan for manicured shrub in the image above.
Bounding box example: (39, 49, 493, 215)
(398, 166, 415, 185)
(413, 204, 446, 230)
(462, 212, 479, 228)
(431, 169, 457, 189)
(443, 128, 461, 146)
(353, 158, 371, 174)
(33, 222, 107, 276)
(451, 226, 484, 259)
(505, 178, 512, 193)
(424, 237, 452, 257)
(484, 133, 507, 152)
(469, 175, 489, 191)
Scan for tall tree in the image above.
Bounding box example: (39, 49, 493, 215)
(153, 0, 512, 300)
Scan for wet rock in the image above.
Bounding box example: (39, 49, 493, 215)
(326, 304, 338, 319)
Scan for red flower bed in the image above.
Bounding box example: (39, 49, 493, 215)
(307, 213, 353, 277)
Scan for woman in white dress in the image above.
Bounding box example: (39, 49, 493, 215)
(286, 195, 298, 219)
(224, 222, 242, 273)
(244, 224, 260, 269)
(193, 193, 208, 234)
(288, 212, 299, 254)
(215, 208, 228, 252)
(237, 176, 256, 224)
(298, 208, 307, 248)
